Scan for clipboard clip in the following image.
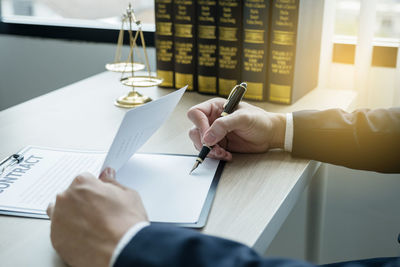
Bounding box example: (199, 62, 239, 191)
(0, 154, 24, 176)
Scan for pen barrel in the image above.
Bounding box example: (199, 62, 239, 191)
(198, 145, 212, 161)
(222, 84, 246, 114)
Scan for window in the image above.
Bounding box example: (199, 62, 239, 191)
(375, 0, 400, 39)
(333, 0, 400, 66)
(0, 0, 155, 44)
(335, 0, 400, 40)
(335, 0, 360, 38)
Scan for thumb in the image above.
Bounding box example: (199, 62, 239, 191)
(99, 167, 124, 188)
(202, 114, 244, 146)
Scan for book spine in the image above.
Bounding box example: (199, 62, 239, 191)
(241, 0, 270, 101)
(197, 0, 218, 94)
(155, 0, 175, 88)
(267, 0, 299, 104)
(217, 0, 242, 96)
(173, 0, 196, 91)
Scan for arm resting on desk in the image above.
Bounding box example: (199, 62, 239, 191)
(114, 224, 399, 267)
(114, 224, 314, 267)
(292, 108, 400, 173)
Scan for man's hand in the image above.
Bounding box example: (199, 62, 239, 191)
(47, 168, 148, 267)
(187, 98, 286, 160)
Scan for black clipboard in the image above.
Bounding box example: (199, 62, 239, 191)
(0, 149, 225, 229)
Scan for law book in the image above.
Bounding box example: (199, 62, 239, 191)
(197, 0, 218, 94)
(217, 0, 242, 97)
(241, 0, 270, 100)
(173, 0, 197, 91)
(267, 0, 324, 104)
(155, 0, 175, 88)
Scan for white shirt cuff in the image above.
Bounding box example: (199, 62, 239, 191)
(109, 221, 150, 267)
(284, 113, 294, 152)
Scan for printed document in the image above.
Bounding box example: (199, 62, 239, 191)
(0, 87, 222, 224)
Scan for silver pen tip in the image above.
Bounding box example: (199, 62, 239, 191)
(189, 161, 200, 175)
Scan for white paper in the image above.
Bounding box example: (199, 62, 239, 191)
(0, 86, 221, 223)
(101, 86, 186, 172)
(0, 146, 105, 215)
(117, 154, 219, 223)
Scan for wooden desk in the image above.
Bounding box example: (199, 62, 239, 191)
(0, 72, 356, 266)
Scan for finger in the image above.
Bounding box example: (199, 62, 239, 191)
(99, 167, 125, 189)
(207, 145, 233, 161)
(46, 202, 54, 219)
(187, 98, 226, 135)
(188, 126, 203, 151)
(70, 172, 96, 187)
(187, 108, 210, 135)
(203, 113, 249, 146)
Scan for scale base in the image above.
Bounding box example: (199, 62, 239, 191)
(114, 90, 152, 108)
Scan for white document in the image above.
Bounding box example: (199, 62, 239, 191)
(0, 86, 222, 224)
(101, 86, 186, 172)
(0, 147, 105, 215)
(117, 153, 219, 223)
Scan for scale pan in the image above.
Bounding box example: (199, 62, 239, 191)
(105, 62, 145, 73)
(121, 76, 164, 87)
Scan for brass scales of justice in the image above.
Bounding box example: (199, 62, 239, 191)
(106, 3, 163, 108)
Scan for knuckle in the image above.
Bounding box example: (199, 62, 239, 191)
(214, 118, 228, 131)
(72, 175, 85, 185)
(187, 106, 196, 117)
(55, 192, 66, 203)
(128, 189, 140, 200)
(239, 112, 252, 125)
(187, 107, 199, 120)
(188, 127, 199, 139)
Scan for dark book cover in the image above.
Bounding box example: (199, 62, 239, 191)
(173, 0, 197, 91)
(267, 0, 299, 104)
(155, 0, 174, 88)
(217, 0, 242, 96)
(197, 0, 218, 94)
(241, 0, 270, 101)
(267, 0, 324, 104)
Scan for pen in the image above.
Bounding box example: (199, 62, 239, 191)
(0, 154, 24, 177)
(190, 82, 247, 174)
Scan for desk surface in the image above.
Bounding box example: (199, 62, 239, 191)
(0, 72, 356, 266)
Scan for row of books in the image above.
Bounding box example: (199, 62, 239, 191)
(154, 0, 324, 104)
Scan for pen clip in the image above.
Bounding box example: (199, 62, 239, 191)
(223, 85, 239, 109)
(0, 154, 24, 177)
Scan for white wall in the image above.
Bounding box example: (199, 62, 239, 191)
(0, 34, 156, 111)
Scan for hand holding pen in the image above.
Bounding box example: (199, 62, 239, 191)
(187, 83, 287, 173)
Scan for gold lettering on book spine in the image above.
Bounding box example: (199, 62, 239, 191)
(175, 73, 193, 90)
(244, 82, 263, 100)
(199, 25, 217, 39)
(244, 29, 265, 44)
(219, 27, 238, 41)
(272, 30, 295, 46)
(219, 78, 237, 96)
(175, 24, 193, 38)
(157, 70, 173, 87)
(198, 76, 217, 93)
(157, 22, 173, 36)
(269, 83, 291, 103)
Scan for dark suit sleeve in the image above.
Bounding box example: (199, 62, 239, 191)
(114, 224, 314, 267)
(292, 108, 400, 173)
